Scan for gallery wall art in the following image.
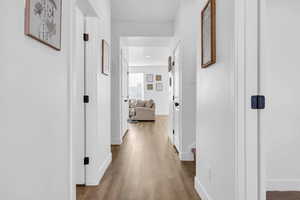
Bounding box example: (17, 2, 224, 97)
(102, 40, 110, 76)
(168, 56, 173, 72)
(147, 84, 154, 90)
(156, 75, 162, 81)
(156, 83, 163, 92)
(201, 0, 216, 68)
(25, 0, 62, 50)
(146, 74, 154, 82)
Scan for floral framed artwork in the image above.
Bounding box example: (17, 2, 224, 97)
(156, 83, 163, 92)
(201, 0, 216, 68)
(25, 0, 62, 50)
(146, 74, 154, 82)
(102, 40, 110, 76)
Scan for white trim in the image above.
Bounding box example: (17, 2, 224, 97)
(234, 0, 246, 199)
(111, 137, 122, 145)
(194, 177, 214, 200)
(267, 180, 300, 191)
(86, 153, 112, 186)
(234, 0, 263, 199)
(179, 151, 194, 161)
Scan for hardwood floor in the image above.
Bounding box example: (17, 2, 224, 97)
(267, 192, 300, 200)
(77, 116, 200, 200)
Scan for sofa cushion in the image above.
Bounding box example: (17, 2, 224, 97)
(136, 100, 145, 107)
(145, 100, 154, 108)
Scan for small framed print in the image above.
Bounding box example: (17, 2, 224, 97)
(168, 56, 173, 72)
(146, 74, 154, 82)
(156, 83, 163, 92)
(201, 0, 216, 68)
(147, 84, 154, 90)
(156, 75, 162, 81)
(102, 40, 110, 76)
(25, 0, 62, 50)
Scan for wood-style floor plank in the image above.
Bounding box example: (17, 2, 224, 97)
(267, 191, 300, 200)
(77, 116, 201, 200)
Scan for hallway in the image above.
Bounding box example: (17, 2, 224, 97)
(77, 116, 200, 200)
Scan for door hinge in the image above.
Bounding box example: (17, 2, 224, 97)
(173, 130, 175, 135)
(172, 61, 175, 66)
(251, 95, 265, 109)
(83, 95, 90, 103)
(83, 33, 89, 42)
(173, 96, 175, 101)
(84, 157, 90, 165)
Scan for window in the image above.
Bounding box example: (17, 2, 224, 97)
(128, 73, 144, 100)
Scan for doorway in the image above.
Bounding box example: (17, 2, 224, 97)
(119, 37, 174, 142)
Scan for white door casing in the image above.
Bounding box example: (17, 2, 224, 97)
(234, 0, 264, 199)
(121, 48, 129, 140)
(172, 43, 182, 153)
(73, 7, 85, 185)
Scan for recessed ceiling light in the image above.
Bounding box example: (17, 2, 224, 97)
(145, 56, 151, 58)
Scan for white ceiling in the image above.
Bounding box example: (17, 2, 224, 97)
(128, 47, 171, 66)
(112, 0, 179, 22)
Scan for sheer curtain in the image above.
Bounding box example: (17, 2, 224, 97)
(128, 73, 144, 100)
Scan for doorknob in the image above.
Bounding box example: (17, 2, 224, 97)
(124, 99, 128, 103)
(174, 102, 180, 107)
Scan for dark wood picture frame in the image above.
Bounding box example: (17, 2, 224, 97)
(25, 0, 62, 51)
(201, 0, 216, 68)
(102, 40, 110, 76)
(168, 56, 172, 72)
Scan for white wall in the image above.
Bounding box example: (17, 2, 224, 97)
(0, 1, 72, 199)
(262, 0, 300, 191)
(195, 0, 236, 199)
(173, 0, 198, 160)
(111, 21, 174, 144)
(129, 66, 169, 115)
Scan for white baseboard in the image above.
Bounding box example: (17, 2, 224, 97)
(111, 137, 122, 145)
(267, 179, 300, 191)
(86, 153, 112, 186)
(179, 151, 194, 161)
(194, 177, 213, 200)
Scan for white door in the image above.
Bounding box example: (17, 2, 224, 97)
(258, 1, 300, 199)
(73, 7, 85, 185)
(121, 49, 129, 138)
(169, 61, 174, 145)
(172, 44, 181, 152)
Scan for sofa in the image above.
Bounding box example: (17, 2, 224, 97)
(129, 99, 156, 121)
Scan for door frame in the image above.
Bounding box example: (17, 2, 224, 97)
(234, 0, 266, 199)
(171, 41, 183, 154)
(69, 0, 99, 198)
(120, 47, 129, 142)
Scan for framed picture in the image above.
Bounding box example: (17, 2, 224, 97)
(168, 56, 173, 72)
(147, 84, 154, 90)
(102, 40, 110, 76)
(25, 0, 62, 50)
(156, 75, 162, 81)
(146, 74, 154, 82)
(156, 83, 163, 92)
(201, 0, 216, 68)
